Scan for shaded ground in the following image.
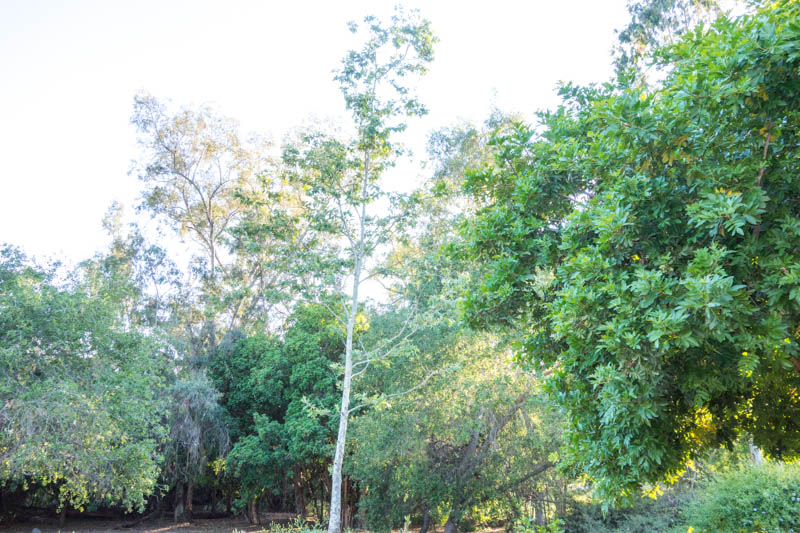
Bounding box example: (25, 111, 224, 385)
(0, 520, 503, 533)
(0, 517, 292, 533)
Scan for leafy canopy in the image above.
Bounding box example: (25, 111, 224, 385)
(0, 247, 167, 512)
(460, 0, 800, 502)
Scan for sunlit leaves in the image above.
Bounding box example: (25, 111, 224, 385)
(460, 0, 800, 503)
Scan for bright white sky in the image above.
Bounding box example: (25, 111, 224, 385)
(0, 0, 631, 265)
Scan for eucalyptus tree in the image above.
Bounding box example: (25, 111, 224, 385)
(131, 94, 273, 355)
(83, 201, 182, 330)
(613, 0, 721, 79)
(131, 94, 268, 284)
(282, 9, 436, 533)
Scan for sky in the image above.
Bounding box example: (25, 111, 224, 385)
(0, 0, 631, 265)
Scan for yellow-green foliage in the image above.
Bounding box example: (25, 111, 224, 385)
(684, 463, 800, 533)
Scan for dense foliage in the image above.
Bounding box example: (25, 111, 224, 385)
(4, 1, 800, 532)
(0, 247, 167, 512)
(684, 463, 800, 532)
(460, 0, 800, 502)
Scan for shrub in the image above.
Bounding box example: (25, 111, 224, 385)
(684, 463, 800, 533)
(563, 491, 688, 533)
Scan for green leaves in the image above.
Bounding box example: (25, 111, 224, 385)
(686, 189, 766, 238)
(459, 0, 800, 503)
(335, 7, 436, 152)
(0, 247, 168, 512)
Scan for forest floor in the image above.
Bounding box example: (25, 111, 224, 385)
(0, 517, 298, 533)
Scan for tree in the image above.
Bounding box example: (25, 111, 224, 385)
(344, 114, 562, 533)
(0, 246, 168, 516)
(281, 9, 436, 533)
(211, 305, 344, 522)
(460, 0, 800, 503)
(164, 372, 229, 522)
(613, 0, 722, 80)
(85, 201, 182, 330)
(131, 94, 273, 356)
(131, 94, 268, 284)
(349, 328, 560, 533)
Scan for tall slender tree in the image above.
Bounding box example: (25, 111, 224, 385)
(283, 9, 436, 533)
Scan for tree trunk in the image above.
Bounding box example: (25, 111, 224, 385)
(420, 506, 431, 533)
(185, 482, 194, 522)
(173, 483, 185, 523)
(158, 493, 167, 521)
(59, 504, 67, 527)
(249, 497, 259, 525)
(534, 494, 545, 526)
(444, 515, 458, 533)
(749, 438, 764, 466)
(211, 488, 218, 514)
(294, 466, 307, 517)
(328, 153, 368, 533)
(225, 491, 232, 516)
(342, 476, 351, 530)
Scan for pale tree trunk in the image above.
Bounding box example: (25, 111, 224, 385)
(749, 438, 763, 466)
(328, 153, 369, 533)
(207, 242, 217, 354)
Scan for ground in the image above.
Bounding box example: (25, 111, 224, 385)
(0, 517, 294, 533)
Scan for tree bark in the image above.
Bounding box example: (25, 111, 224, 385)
(342, 476, 350, 531)
(185, 482, 194, 522)
(420, 505, 431, 533)
(59, 504, 67, 527)
(328, 152, 369, 533)
(248, 498, 259, 525)
(534, 494, 545, 526)
(294, 466, 307, 517)
(444, 515, 458, 533)
(749, 438, 764, 466)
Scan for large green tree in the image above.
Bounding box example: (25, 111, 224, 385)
(460, 0, 800, 503)
(0, 247, 168, 515)
(211, 304, 344, 523)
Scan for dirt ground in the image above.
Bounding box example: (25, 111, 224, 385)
(0, 517, 284, 533)
(0, 519, 492, 533)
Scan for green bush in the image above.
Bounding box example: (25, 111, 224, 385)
(563, 492, 688, 533)
(513, 517, 564, 533)
(684, 463, 800, 533)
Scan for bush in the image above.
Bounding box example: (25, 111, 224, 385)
(563, 491, 688, 533)
(684, 463, 800, 533)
